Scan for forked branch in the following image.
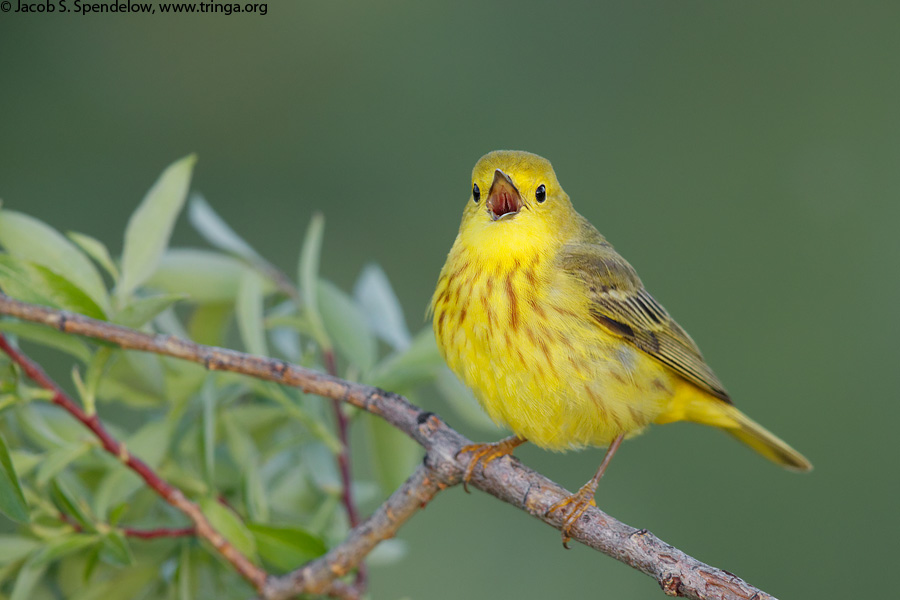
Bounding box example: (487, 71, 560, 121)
(0, 295, 776, 600)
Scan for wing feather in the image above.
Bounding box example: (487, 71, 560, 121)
(558, 216, 731, 402)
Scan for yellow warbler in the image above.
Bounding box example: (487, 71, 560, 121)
(431, 150, 811, 542)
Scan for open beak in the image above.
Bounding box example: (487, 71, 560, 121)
(486, 169, 523, 221)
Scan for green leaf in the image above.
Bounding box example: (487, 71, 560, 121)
(222, 412, 257, 471)
(50, 479, 93, 531)
(106, 503, 128, 527)
(243, 466, 268, 523)
(200, 380, 216, 485)
(366, 413, 421, 495)
(260, 384, 342, 454)
(129, 419, 173, 469)
(368, 327, 444, 391)
(247, 522, 326, 572)
(318, 280, 376, 373)
(0, 321, 91, 364)
(96, 375, 162, 409)
(198, 498, 257, 561)
(114, 292, 187, 329)
(354, 263, 411, 350)
(176, 542, 193, 600)
(303, 442, 340, 494)
(80, 544, 102, 585)
(236, 270, 268, 356)
(145, 249, 259, 303)
(10, 552, 47, 600)
(92, 470, 138, 521)
(297, 213, 330, 350)
(68, 564, 158, 600)
(0, 536, 40, 564)
(31, 534, 99, 566)
(117, 154, 197, 300)
(66, 231, 119, 281)
(29, 403, 87, 444)
(35, 442, 92, 486)
(0, 210, 109, 311)
(188, 302, 233, 347)
(98, 530, 133, 567)
(14, 405, 66, 451)
(0, 433, 28, 523)
(80, 346, 114, 415)
(123, 350, 165, 399)
(93, 419, 171, 517)
(188, 194, 261, 262)
(0, 255, 107, 320)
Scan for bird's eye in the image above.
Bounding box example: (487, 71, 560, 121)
(536, 184, 546, 203)
(473, 183, 481, 203)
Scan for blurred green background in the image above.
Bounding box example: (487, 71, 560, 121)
(1, 2, 898, 598)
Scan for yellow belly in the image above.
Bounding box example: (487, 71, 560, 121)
(432, 251, 677, 451)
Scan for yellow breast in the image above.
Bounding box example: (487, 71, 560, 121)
(432, 232, 676, 451)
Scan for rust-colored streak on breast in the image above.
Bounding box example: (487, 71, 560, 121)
(628, 406, 643, 422)
(515, 347, 526, 364)
(481, 290, 497, 325)
(566, 353, 583, 374)
(538, 338, 557, 377)
(584, 383, 602, 408)
(447, 284, 459, 307)
(436, 310, 447, 339)
(434, 289, 447, 309)
(506, 273, 519, 332)
(529, 298, 547, 320)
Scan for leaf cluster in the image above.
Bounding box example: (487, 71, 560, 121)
(0, 156, 487, 599)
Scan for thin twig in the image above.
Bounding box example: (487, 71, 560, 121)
(58, 512, 196, 539)
(322, 348, 366, 591)
(121, 526, 196, 540)
(0, 295, 777, 600)
(0, 331, 268, 592)
(323, 349, 360, 528)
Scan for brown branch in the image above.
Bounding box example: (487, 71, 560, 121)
(0, 295, 777, 600)
(263, 464, 444, 600)
(0, 330, 268, 592)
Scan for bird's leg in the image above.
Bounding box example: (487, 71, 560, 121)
(457, 435, 527, 492)
(546, 433, 625, 548)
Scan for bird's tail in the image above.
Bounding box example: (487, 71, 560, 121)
(656, 385, 813, 472)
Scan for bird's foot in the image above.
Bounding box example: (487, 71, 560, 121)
(545, 482, 598, 548)
(456, 435, 525, 492)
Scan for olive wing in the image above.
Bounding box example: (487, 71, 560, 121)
(558, 231, 731, 403)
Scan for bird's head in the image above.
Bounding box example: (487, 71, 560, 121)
(457, 150, 576, 256)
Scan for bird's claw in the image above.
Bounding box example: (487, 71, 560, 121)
(546, 484, 597, 548)
(456, 437, 523, 493)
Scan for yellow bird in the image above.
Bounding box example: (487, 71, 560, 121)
(431, 150, 811, 543)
